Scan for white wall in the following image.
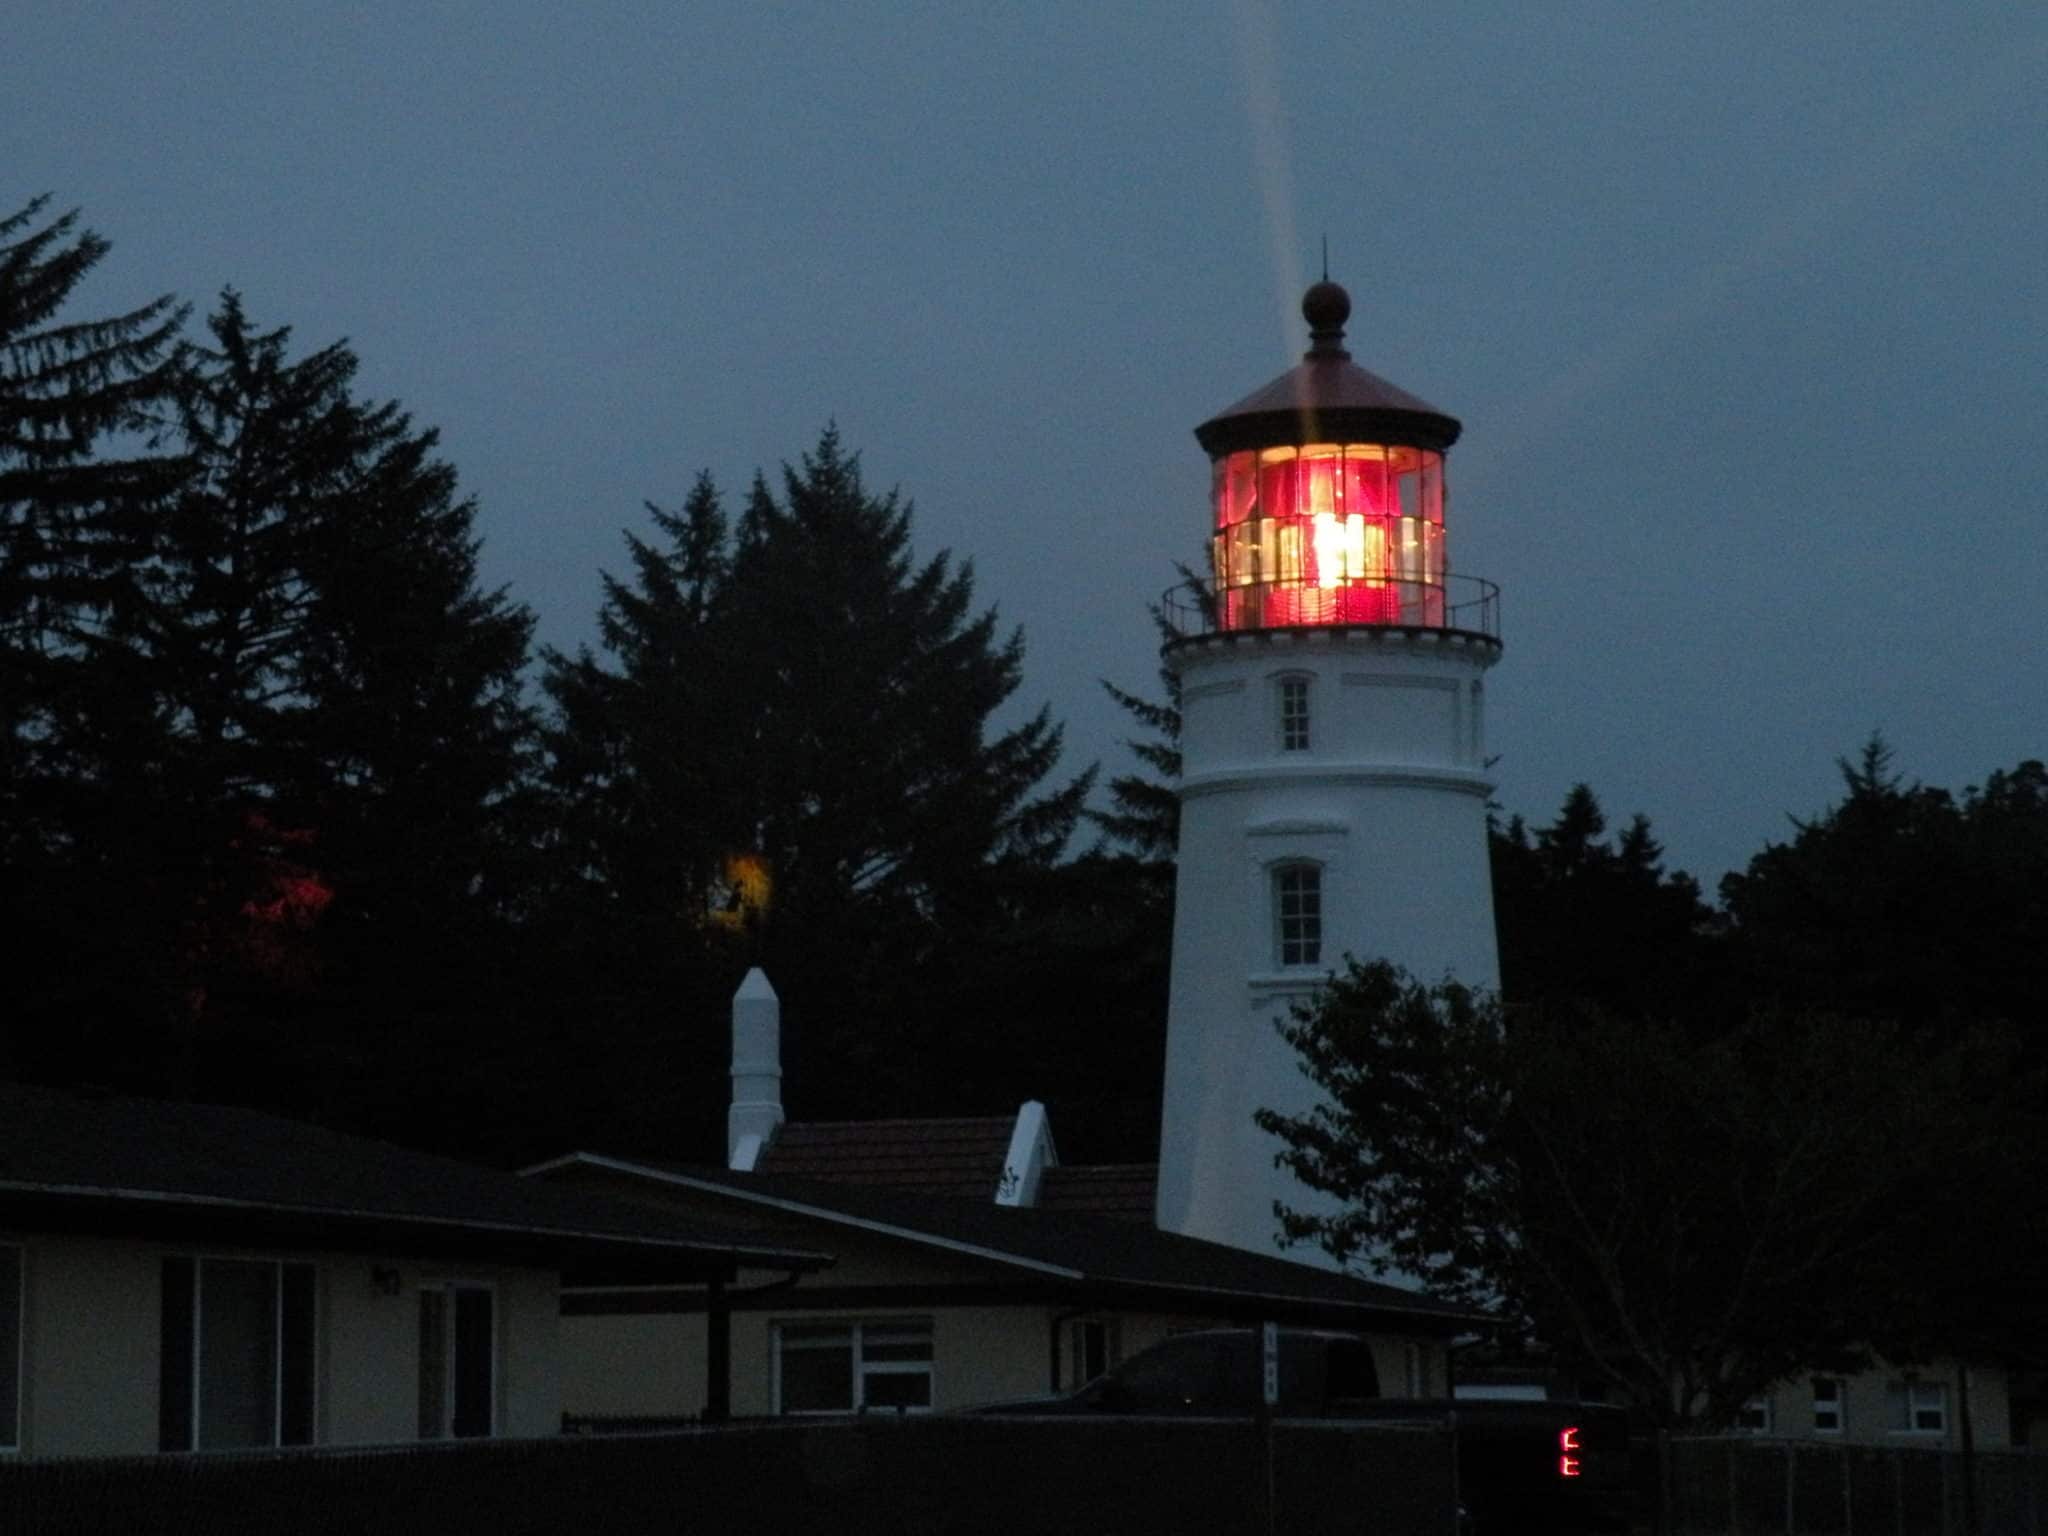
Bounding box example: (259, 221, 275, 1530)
(10, 1233, 563, 1457)
(1158, 627, 1500, 1260)
(21, 1235, 160, 1457)
(1750, 1360, 2011, 1451)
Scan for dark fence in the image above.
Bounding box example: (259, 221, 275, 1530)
(1661, 1437, 2048, 1536)
(0, 1415, 1458, 1536)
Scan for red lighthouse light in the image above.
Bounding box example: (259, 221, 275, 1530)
(1209, 442, 1444, 629)
(1186, 279, 1492, 642)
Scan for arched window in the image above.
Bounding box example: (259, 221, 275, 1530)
(1272, 863, 1322, 968)
(1276, 674, 1311, 752)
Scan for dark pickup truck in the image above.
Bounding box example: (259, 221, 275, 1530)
(965, 1327, 1632, 1535)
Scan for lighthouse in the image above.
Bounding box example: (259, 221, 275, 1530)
(1154, 279, 1504, 1260)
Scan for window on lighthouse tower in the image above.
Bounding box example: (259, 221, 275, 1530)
(1273, 864, 1323, 968)
(1277, 675, 1311, 752)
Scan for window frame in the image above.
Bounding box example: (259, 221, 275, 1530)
(1, 1241, 20, 1454)
(418, 1279, 498, 1440)
(159, 1255, 319, 1452)
(1886, 1379, 1947, 1436)
(1067, 1317, 1122, 1390)
(1275, 673, 1312, 753)
(1272, 861, 1324, 970)
(771, 1318, 934, 1417)
(1403, 1341, 1428, 1398)
(1734, 1395, 1774, 1434)
(1812, 1376, 1843, 1435)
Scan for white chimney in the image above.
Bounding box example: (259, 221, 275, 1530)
(727, 968, 784, 1170)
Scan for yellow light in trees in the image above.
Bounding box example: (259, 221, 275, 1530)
(707, 853, 772, 930)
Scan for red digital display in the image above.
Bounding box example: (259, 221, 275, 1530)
(1558, 1425, 1582, 1478)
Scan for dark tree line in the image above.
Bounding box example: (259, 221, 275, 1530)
(1258, 750, 2048, 1429)
(10, 185, 2046, 1316)
(1, 198, 1164, 1166)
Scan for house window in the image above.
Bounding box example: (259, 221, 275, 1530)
(1274, 864, 1322, 968)
(159, 1257, 317, 1451)
(419, 1283, 495, 1439)
(775, 1319, 933, 1415)
(1813, 1377, 1843, 1434)
(1, 1244, 19, 1452)
(1278, 675, 1311, 752)
(1404, 1341, 1428, 1397)
(1734, 1396, 1774, 1434)
(1069, 1318, 1121, 1388)
(1887, 1380, 1946, 1435)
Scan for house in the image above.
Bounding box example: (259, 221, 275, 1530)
(525, 1152, 1483, 1420)
(1729, 1365, 2016, 1451)
(0, 1082, 828, 1458)
(1451, 1353, 2022, 1452)
(525, 970, 1481, 1422)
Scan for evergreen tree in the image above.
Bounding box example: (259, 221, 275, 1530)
(20, 290, 536, 1124)
(1091, 599, 1185, 860)
(1489, 784, 1725, 1027)
(0, 198, 185, 1079)
(538, 427, 1094, 1137)
(1721, 736, 2048, 1034)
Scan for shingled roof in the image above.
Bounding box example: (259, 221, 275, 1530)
(755, 1116, 1014, 1199)
(0, 1083, 831, 1286)
(1036, 1163, 1158, 1222)
(529, 1153, 1484, 1334)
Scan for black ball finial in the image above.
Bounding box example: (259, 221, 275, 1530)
(1302, 280, 1350, 356)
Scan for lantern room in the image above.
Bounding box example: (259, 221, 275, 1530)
(1185, 280, 1496, 639)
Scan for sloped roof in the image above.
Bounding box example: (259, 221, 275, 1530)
(1193, 280, 1461, 457)
(756, 1116, 1013, 1200)
(529, 1153, 1484, 1333)
(0, 1083, 830, 1285)
(1036, 1163, 1158, 1222)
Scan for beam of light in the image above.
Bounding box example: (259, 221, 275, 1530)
(1231, 0, 1303, 360)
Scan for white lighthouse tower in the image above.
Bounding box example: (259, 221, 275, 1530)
(1154, 279, 1503, 1259)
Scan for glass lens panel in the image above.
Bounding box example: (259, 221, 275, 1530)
(1300, 447, 1339, 519)
(781, 1343, 854, 1412)
(198, 1260, 277, 1449)
(1258, 451, 1297, 529)
(1227, 452, 1258, 524)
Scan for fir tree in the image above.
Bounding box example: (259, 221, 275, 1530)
(1090, 598, 1184, 861)
(0, 197, 184, 862)
(0, 199, 185, 1081)
(24, 290, 536, 1117)
(538, 427, 1094, 1132)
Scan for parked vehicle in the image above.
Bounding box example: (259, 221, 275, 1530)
(962, 1327, 1632, 1535)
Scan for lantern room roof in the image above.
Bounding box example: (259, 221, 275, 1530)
(1195, 281, 1462, 457)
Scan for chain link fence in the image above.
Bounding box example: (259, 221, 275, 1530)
(0, 1415, 1459, 1536)
(1660, 1436, 2048, 1536)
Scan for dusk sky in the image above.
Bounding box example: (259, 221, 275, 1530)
(11, 3, 2045, 887)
